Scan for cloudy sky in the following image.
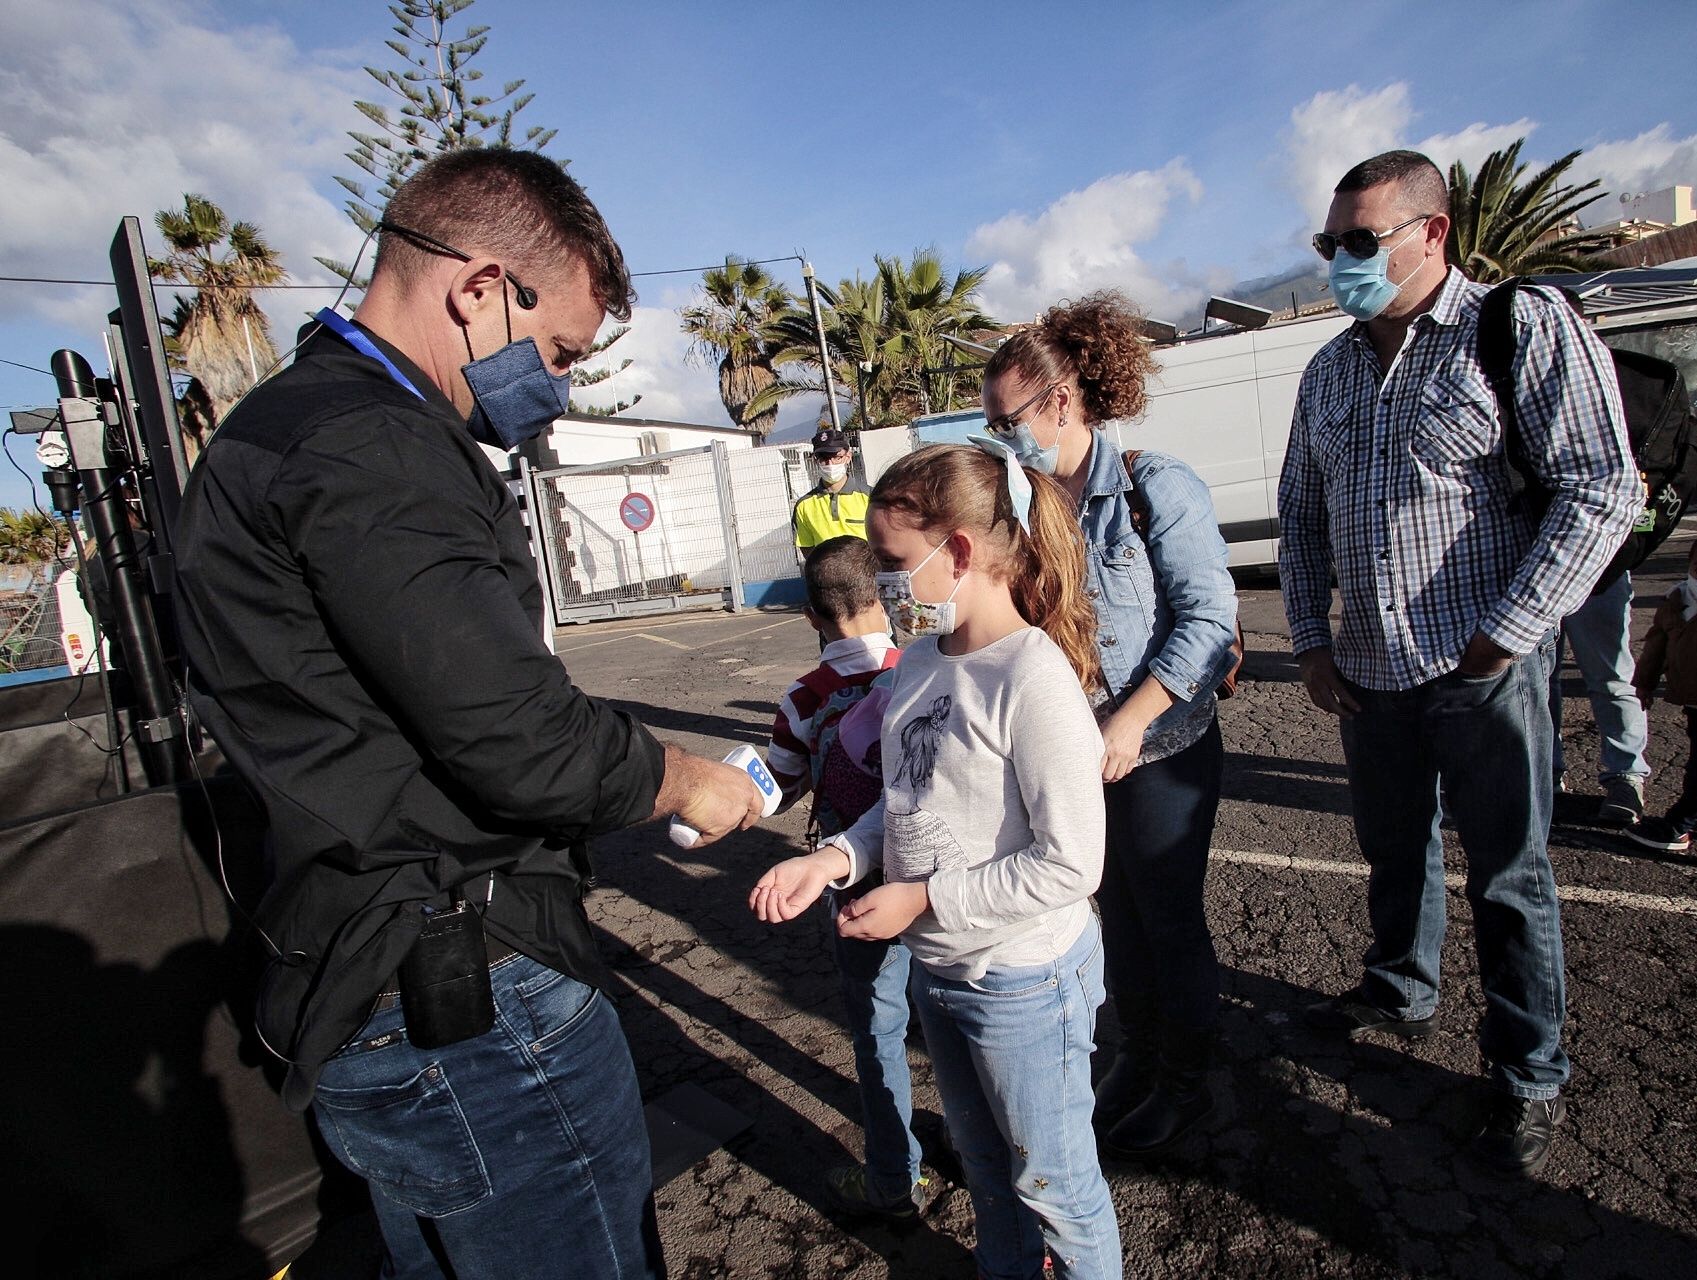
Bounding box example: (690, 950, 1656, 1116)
(3, 0, 1695, 511)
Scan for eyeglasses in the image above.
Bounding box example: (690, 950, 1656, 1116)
(1311, 213, 1431, 262)
(984, 382, 1059, 439)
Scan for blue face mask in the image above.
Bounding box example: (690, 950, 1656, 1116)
(1327, 224, 1423, 321)
(986, 383, 1063, 474)
(462, 336, 572, 449)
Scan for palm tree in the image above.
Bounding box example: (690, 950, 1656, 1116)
(749, 249, 997, 429)
(151, 194, 286, 460)
(0, 509, 69, 564)
(1446, 140, 1613, 282)
(680, 258, 794, 438)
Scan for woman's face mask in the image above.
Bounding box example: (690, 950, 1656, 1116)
(875, 538, 962, 637)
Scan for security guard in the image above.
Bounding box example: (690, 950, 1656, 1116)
(792, 426, 869, 553)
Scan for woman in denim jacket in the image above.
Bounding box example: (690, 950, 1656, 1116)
(981, 292, 1239, 1160)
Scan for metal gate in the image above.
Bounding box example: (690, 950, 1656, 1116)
(525, 440, 810, 625)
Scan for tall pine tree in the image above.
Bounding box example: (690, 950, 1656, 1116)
(325, 0, 638, 413)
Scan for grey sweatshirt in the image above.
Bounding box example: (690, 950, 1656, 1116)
(828, 626, 1106, 981)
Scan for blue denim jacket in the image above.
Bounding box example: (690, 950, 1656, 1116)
(1080, 430, 1238, 762)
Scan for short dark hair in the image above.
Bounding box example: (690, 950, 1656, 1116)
(376, 148, 636, 321)
(1334, 149, 1449, 220)
(804, 536, 879, 623)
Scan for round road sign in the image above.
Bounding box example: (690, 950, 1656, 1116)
(619, 491, 656, 532)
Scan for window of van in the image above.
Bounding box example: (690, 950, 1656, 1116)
(1605, 321, 1697, 406)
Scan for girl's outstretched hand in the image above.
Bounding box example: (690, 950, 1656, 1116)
(750, 847, 849, 924)
(837, 881, 929, 941)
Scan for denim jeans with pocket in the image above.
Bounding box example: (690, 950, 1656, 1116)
(1098, 715, 1223, 1041)
(909, 915, 1121, 1280)
(1549, 571, 1649, 785)
(312, 952, 665, 1279)
(828, 890, 923, 1203)
(1339, 632, 1568, 1099)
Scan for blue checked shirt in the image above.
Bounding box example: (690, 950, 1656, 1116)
(1278, 268, 1639, 691)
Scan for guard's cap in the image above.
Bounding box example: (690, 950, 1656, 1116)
(811, 427, 850, 456)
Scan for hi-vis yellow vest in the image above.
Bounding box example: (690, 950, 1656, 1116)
(792, 483, 870, 550)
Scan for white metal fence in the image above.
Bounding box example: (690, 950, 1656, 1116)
(526, 441, 815, 625)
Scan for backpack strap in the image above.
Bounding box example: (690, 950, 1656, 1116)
(1477, 278, 1551, 520)
(1119, 448, 1149, 537)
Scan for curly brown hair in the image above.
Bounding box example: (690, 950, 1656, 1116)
(983, 290, 1160, 425)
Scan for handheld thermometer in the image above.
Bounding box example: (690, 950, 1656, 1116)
(669, 744, 782, 848)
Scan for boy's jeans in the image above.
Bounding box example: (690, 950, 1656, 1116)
(1549, 571, 1650, 785)
(828, 890, 923, 1203)
(910, 916, 1121, 1280)
(1339, 633, 1569, 1100)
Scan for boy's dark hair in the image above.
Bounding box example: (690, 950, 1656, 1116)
(805, 536, 879, 624)
(1334, 150, 1449, 220)
(376, 147, 636, 321)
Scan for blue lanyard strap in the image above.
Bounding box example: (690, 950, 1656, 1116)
(314, 308, 427, 400)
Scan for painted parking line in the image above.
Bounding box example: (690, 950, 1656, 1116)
(636, 632, 693, 651)
(693, 616, 806, 649)
(1212, 848, 1697, 917)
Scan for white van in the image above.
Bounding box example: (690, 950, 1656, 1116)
(864, 268, 1697, 572)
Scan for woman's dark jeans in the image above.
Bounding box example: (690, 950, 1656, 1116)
(1097, 715, 1224, 1041)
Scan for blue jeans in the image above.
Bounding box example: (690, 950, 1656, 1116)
(1099, 715, 1223, 1040)
(910, 916, 1121, 1280)
(828, 892, 922, 1202)
(1549, 571, 1650, 784)
(312, 953, 664, 1279)
(1339, 633, 1568, 1100)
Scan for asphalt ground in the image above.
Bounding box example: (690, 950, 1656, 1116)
(553, 532, 1697, 1280)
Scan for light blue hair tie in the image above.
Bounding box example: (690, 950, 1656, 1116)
(966, 434, 1033, 535)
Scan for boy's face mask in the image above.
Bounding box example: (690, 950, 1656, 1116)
(875, 538, 963, 637)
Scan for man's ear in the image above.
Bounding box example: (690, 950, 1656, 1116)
(447, 259, 508, 326)
(803, 605, 824, 633)
(1423, 213, 1451, 261)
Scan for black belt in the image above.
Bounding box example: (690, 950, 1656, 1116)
(370, 934, 520, 1014)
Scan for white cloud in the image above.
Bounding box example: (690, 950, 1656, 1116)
(1571, 124, 1697, 210)
(1284, 84, 1415, 228)
(1416, 118, 1539, 179)
(570, 307, 733, 426)
(965, 161, 1213, 324)
(0, 0, 367, 345)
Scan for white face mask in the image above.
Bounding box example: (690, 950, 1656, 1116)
(819, 462, 848, 484)
(875, 538, 962, 637)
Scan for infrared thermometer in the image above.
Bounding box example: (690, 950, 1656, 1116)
(669, 745, 783, 848)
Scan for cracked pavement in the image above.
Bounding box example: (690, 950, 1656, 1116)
(556, 532, 1697, 1279)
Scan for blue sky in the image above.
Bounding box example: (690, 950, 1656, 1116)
(5, 0, 1696, 512)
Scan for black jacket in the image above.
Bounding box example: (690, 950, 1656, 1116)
(174, 321, 665, 1108)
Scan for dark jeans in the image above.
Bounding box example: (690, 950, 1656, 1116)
(1098, 715, 1224, 1040)
(313, 953, 665, 1279)
(1338, 633, 1567, 1100)
(1667, 707, 1697, 830)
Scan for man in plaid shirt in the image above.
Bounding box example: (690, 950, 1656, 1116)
(1279, 150, 1638, 1177)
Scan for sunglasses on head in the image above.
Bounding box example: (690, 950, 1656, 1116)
(1311, 213, 1431, 262)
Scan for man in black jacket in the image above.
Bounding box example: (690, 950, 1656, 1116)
(174, 148, 760, 1278)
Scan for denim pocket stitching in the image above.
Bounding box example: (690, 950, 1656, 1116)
(315, 1061, 490, 1216)
(522, 976, 600, 1054)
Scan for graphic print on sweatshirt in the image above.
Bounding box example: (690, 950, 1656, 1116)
(887, 693, 969, 881)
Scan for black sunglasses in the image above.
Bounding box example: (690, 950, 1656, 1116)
(378, 219, 539, 309)
(984, 382, 1059, 438)
(1311, 213, 1431, 262)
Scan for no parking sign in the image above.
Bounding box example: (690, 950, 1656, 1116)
(619, 491, 656, 533)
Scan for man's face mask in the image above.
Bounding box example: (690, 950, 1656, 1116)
(462, 334, 572, 450)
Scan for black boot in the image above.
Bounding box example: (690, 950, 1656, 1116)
(1091, 1045, 1153, 1136)
(1101, 1027, 1214, 1159)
